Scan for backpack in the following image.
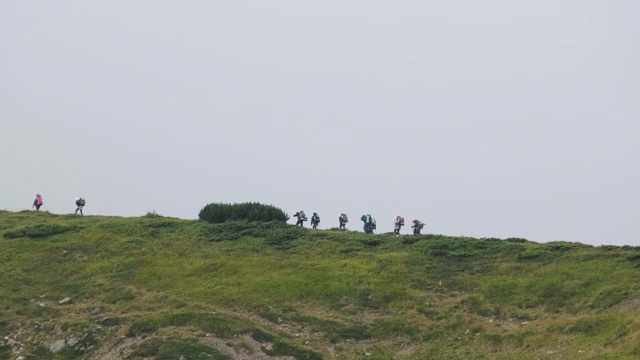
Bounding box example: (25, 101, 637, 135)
(80, 199, 86, 206)
(365, 214, 371, 224)
(395, 216, 404, 225)
(36, 195, 43, 206)
(299, 211, 305, 219)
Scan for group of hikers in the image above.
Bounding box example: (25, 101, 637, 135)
(293, 211, 426, 235)
(31, 194, 87, 215)
(29, 195, 425, 234)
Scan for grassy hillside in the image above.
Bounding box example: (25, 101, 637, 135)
(1, 210, 639, 359)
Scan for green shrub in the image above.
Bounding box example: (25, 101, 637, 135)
(199, 202, 288, 223)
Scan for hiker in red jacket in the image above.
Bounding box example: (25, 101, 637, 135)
(32, 194, 43, 211)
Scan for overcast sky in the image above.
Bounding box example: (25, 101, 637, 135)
(1, 1, 638, 246)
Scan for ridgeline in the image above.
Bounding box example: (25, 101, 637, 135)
(1, 210, 639, 359)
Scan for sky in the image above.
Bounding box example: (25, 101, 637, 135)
(1, 1, 639, 246)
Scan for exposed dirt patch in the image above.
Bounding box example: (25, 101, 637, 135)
(200, 334, 291, 360)
(90, 336, 144, 360)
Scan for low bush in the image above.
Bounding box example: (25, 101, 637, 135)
(199, 202, 288, 223)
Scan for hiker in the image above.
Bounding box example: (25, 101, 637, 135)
(360, 214, 374, 234)
(338, 213, 348, 230)
(293, 210, 307, 227)
(75, 197, 86, 215)
(394, 216, 405, 236)
(411, 219, 425, 235)
(32, 194, 43, 211)
(311, 212, 320, 229)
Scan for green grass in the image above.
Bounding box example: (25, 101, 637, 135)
(1, 210, 640, 359)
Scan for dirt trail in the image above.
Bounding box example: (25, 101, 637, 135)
(200, 334, 292, 360)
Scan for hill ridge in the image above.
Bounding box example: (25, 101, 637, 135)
(1, 210, 639, 359)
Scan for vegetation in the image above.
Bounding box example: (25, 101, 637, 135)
(198, 202, 289, 223)
(1, 210, 639, 359)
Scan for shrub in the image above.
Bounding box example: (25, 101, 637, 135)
(143, 210, 164, 218)
(199, 202, 289, 223)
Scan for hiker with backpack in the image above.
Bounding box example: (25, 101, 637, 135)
(360, 214, 374, 234)
(32, 194, 43, 211)
(75, 197, 86, 215)
(394, 216, 405, 236)
(293, 211, 307, 227)
(338, 213, 348, 230)
(311, 212, 320, 229)
(411, 219, 425, 235)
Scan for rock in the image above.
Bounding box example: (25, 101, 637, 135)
(17, 357, 24, 360)
(59, 297, 72, 305)
(49, 339, 66, 352)
(6, 338, 17, 347)
(365, 352, 371, 357)
(39, 295, 46, 299)
(67, 337, 78, 346)
(38, 303, 46, 307)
